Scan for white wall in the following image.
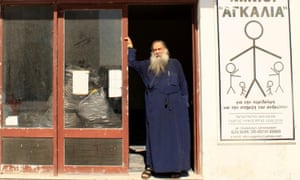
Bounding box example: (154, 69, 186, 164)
(199, 0, 300, 179)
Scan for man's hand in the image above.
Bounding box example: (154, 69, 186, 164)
(124, 37, 133, 48)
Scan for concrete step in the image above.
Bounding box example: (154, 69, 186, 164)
(0, 148, 202, 180)
(0, 172, 202, 180)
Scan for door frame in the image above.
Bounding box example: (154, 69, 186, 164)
(0, 4, 58, 175)
(126, 1, 201, 174)
(56, 4, 129, 174)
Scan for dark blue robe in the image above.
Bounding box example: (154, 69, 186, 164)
(128, 48, 191, 173)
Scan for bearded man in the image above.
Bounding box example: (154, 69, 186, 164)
(126, 37, 191, 179)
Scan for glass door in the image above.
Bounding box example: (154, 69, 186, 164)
(0, 4, 128, 175)
(57, 6, 128, 173)
(0, 5, 56, 174)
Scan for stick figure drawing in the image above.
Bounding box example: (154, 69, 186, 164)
(226, 63, 240, 94)
(230, 20, 282, 98)
(270, 61, 284, 93)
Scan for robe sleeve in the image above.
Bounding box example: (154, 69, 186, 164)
(128, 48, 145, 74)
(128, 48, 150, 85)
(175, 59, 189, 107)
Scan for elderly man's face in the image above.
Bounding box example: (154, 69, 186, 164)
(152, 42, 166, 58)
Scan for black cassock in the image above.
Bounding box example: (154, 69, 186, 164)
(128, 48, 191, 173)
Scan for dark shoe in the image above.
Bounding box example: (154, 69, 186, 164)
(180, 171, 189, 177)
(170, 172, 181, 178)
(169, 171, 189, 178)
(141, 167, 152, 179)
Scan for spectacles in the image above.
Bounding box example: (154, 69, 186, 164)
(152, 47, 163, 52)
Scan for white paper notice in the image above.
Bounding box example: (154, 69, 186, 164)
(109, 69, 122, 97)
(5, 116, 18, 126)
(72, 70, 89, 95)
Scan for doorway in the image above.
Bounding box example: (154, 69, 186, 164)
(128, 5, 194, 171)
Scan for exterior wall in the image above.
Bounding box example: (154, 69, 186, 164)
(199, 0, 300, 180)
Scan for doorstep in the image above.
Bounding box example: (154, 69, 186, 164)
(0, 146, 203, 179)
(0, 172, 203, 180)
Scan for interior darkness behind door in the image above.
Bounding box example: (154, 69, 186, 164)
(128, 6, 193, 168)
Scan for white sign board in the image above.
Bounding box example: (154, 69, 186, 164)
(72, 70, 89, 95)
(217, 0, 294, 141)
(5, 115, 18, 126)
(108, 69, 122, 98)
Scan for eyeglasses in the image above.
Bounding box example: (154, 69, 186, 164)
(152, 47, 163, 52)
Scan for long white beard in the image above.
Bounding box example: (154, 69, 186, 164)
(149, 50, 170, 76)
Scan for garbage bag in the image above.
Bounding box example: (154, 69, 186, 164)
(78, 88, 110, 123)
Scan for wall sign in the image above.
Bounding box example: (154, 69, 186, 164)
(217, 0, 294, 141)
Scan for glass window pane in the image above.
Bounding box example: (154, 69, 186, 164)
(2, 6, 53, 128)
(2, 138, 53, 165)
(65, 138, 122, 165)
(64, 10, 122, 128)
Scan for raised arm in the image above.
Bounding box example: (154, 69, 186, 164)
(124, 37, 148, 75)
